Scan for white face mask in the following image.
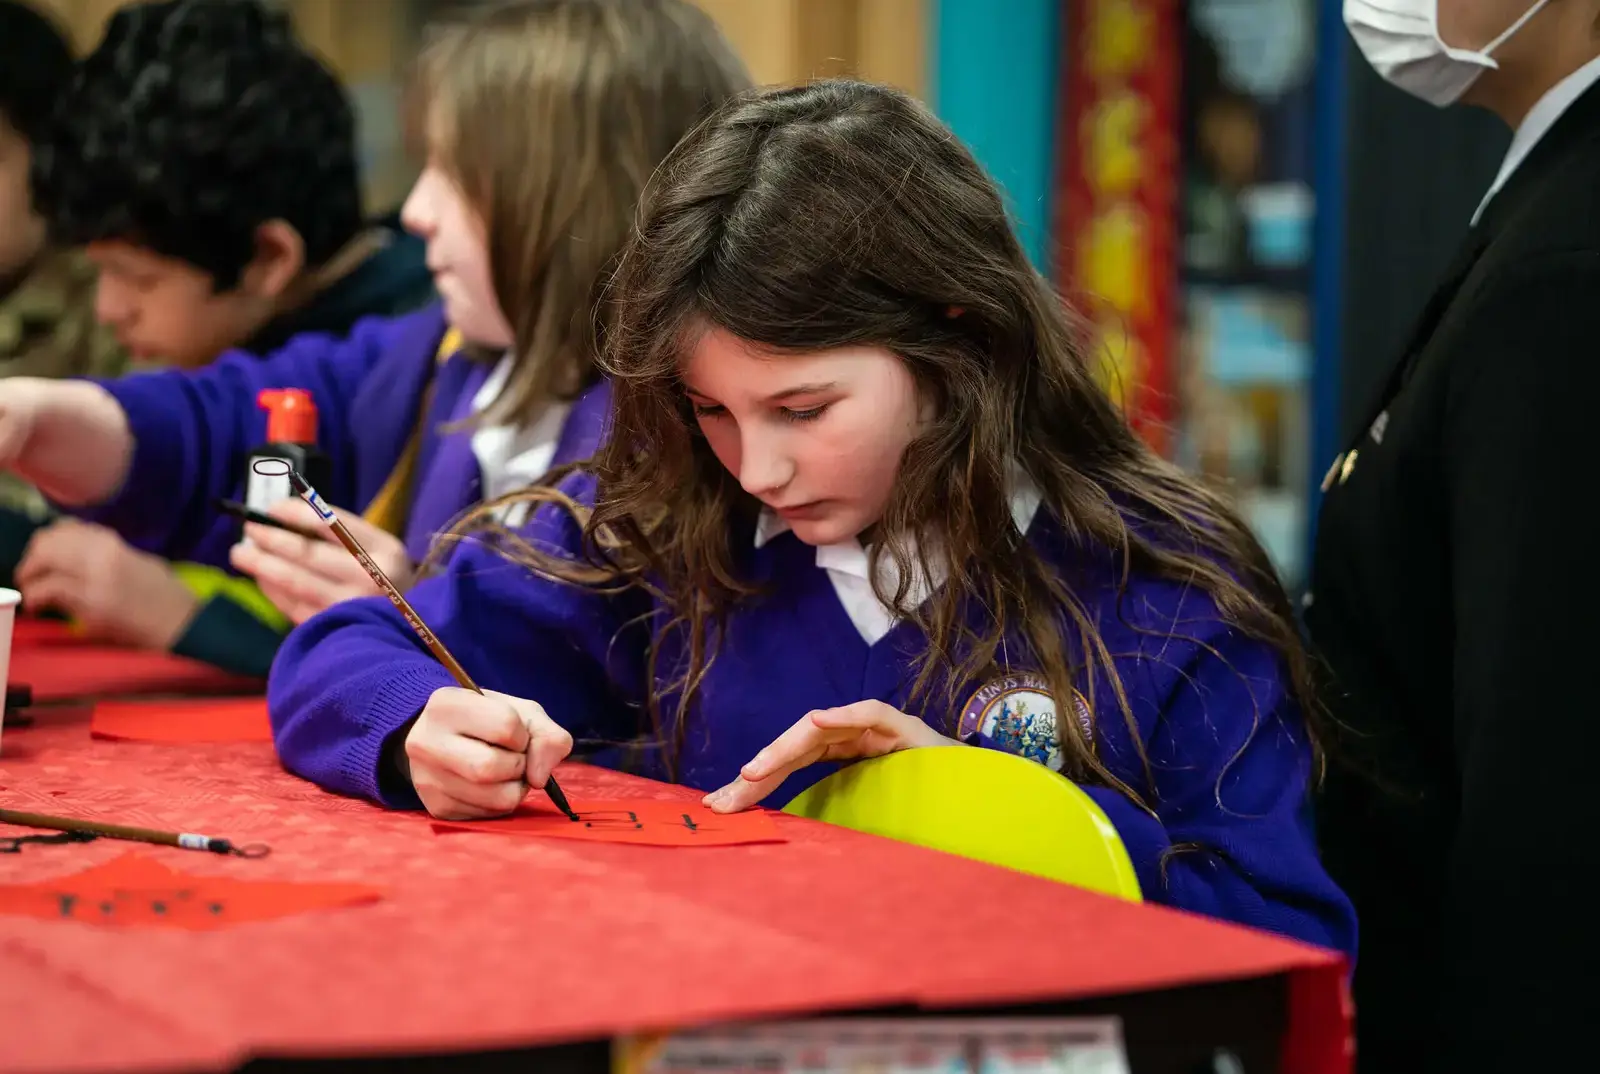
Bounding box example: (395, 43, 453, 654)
(1344, 0, 1550, 107)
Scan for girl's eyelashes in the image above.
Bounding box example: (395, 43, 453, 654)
(688, 401, 830, 422)
(781, 404, 828, 423)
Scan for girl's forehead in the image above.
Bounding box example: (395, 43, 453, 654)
(684, 326, 812, 368)
(681, 325, 896, 394)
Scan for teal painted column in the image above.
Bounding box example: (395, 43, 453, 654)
(930, 0, 1061, 272)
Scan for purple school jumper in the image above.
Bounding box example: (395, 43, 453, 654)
(73, 304, 612, 567)
(269, 469, 1358, 960)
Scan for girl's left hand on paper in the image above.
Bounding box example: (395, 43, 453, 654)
(703, 700, 959, 813)
(15, 518, 199, 649)
(229, 499, 413, 623)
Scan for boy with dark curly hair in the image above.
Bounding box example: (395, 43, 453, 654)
(5, 0, 433, 660)
(30, 0, 433, 367)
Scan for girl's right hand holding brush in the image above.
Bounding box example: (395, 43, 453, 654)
(399, 688, 574, 820)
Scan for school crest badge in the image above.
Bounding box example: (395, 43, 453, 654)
(957, 674, 1091, 771)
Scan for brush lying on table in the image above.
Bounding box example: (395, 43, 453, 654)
(0, 807, 269, 857)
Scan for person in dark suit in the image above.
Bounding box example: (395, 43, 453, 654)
(1316, 1, 1600, 1070)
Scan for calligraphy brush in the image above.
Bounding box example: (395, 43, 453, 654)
(0, 807, 269, 856)
(252, 460, 580, 821)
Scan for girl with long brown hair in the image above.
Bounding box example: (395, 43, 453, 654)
(268, 80, 1355, 955)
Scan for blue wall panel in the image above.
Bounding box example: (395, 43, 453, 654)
(931, 0, 1061, 272)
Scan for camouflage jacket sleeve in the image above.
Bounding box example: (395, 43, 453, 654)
(0, 248, 131, 517)
(0, 247, 129, 382)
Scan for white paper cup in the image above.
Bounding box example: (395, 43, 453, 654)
(0, 587, 18, 755)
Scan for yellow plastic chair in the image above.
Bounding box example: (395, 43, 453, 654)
(782, 747, 1143, 900)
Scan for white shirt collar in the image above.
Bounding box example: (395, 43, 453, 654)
(1473, 55, 1600, 226)
(752, 471, 1043, 646)
(470, 351, 570, 504)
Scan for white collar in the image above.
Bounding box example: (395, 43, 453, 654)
(1473, 55, 1600, 226)
(470, 351, 570, 503)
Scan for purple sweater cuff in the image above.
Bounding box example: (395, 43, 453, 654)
(340, 664, 455, 810)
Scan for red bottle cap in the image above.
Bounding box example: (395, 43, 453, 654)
(257, 388, 318, 444)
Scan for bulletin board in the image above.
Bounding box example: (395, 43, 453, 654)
(1055, 0, 1326, 589)
(1053, 0, 1182, 457)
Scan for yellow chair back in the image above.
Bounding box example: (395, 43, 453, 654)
(782, 747, 1143, 900)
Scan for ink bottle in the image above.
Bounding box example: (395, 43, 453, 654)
(245, 389, 331, 512)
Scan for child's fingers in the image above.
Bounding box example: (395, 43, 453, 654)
(418, 792, 496, 822)
(704, 774, 784, 816)
(242, 519, 315, 561)
(807, 700, 901, 730)
(324, 506, 395, 549)
(238, 537, 376, 612)
(497, 693, 574, 789)
(270, 594, 325, 626)
(230, 545, 297, 618)
(413, 766, 527, 820)
(231, 534, 302, 588)
(740, 712, 841, 782)
(15, 551, 73, 593)
(15, 523, 80, 586)
(266, 497, 338, 540)
(711, 704, 918, 812)
(809, 701, 951, 751)
(431, 687, 533, 753)
(442, 733, 528, 787)
(233, 547, 352, 624)
(245, 568, 307, 623)
(228, 538, 271, 580)
(404, 712, 528, 816)
(18, 572, 81, 616)
(232, 541, 325, 611)
(703, 776, 766, 813)
(715, 727, 835, 812)
(243, 522, 363, 588)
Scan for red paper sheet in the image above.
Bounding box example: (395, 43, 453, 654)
(8, 645, 261, 702)
(90, 697, 272, 744)
(432, 799, 787, 847)
(0, 852, 382, 930)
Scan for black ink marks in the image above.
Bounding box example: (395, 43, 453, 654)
(46, 887, 220, 924)
(680, 814, 699, 832)
(578, 810, 644, 830)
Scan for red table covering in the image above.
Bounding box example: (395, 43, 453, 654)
(8, 644, 261, 703)
(0, 707, 1349, 1074)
